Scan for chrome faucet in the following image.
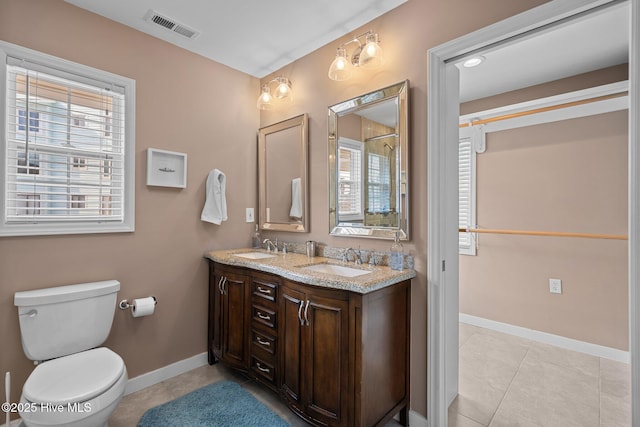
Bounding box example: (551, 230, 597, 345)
(263, 238, 278, 253)
(342, 247, 362, 265)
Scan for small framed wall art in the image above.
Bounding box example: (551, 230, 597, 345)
(146, 148, 187, 188)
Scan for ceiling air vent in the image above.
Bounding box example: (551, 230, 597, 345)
(144, 10, 200, 40)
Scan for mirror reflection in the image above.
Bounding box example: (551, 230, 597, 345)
(329, 81, 409, 239)
(258, 114, 308, 232)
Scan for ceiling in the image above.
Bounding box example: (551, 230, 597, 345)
(456, 2, 630, 102)
(64, 0, 407, 78)
(65, 0, 629, 101)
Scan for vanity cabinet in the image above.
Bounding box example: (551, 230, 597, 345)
(207, 260, 411, 427)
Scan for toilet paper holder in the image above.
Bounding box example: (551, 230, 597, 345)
(119, 296, 157, 310)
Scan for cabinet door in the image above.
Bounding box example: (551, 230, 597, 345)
(221, 270, 251, 370)
(303, 292, 350, 427)
(280, 286, 305, 411)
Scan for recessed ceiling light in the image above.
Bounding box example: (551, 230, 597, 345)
(462, 56, 485, 68)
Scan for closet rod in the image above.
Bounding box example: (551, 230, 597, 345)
(459, 92, 627, 128)
(458, 227, 627, 240)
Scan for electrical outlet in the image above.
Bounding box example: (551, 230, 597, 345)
(549, 278, 562, 294)
(245, 208, 254, 223)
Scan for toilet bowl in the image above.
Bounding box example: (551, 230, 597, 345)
(14, 281, 127, 427)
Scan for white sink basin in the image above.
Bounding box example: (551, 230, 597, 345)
(301, 263, 371, 278)
(233, 252, 277, 260)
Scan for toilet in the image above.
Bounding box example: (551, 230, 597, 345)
(14, 280, 127, 427)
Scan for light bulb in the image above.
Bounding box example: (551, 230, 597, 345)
(462, 56, 485, 68)
(256, 84, 273, 110)
(275, 77, 292, 100)
(328, 47, 352, 81)
(358, 33, 384, 68)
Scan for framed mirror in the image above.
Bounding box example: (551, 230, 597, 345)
(329, 80, 409, 240)
(258, 113, 309, 232)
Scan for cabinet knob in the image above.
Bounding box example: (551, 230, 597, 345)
(257, 311, 271, 321)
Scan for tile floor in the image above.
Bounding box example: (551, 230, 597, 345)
(110, 363, 402, 427)
(449, 323, 632, 427)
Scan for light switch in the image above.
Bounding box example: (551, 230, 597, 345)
(245, 208, 254, 223)
(549, 278, 562, 294)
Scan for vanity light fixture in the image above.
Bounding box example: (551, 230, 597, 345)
(256, 75, 293, 110)
(462, 55, 485, 68)
(328, 30, 384, 81)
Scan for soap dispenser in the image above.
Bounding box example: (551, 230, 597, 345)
(390, 231, 404, 271)
(252, 224, 262, 249)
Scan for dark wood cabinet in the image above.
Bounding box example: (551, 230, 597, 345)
(249, 272, 281, 390)
(208, 263, 251, 370)
(281, 281, 350, 426)
(207, 260, 411, 427)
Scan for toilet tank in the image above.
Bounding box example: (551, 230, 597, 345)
(14, 280, 120, 361)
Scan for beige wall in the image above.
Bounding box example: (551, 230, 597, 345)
(0, 0, 259, 414)
(0, 0, 553, 421)
(459, 67, 629, 350)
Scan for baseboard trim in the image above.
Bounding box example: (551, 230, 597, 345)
(124, 352, 209, 395)
(459, 313, 630, 363)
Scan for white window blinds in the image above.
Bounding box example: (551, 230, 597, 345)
(337, 138, 363, 221)
(367, 153, 391, 212)
(1, 42, 135, 236)
(458, 138, 473, 254)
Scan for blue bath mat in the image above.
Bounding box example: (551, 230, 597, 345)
(137, 380, 290, 427)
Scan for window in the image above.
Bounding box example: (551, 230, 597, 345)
(70, 194, 86, 209)
(72, 157, 87, 169)
(1, 41, 135, 236)
(71, 114, 86, 127)
(337, 138, 363, 221)
(17, 151, 39, 175)
(103, 158, 112, 177)
(367, 153, 391, 213)
(459, 126, 483, 256)
(18, 110, 40, 132)
(100, 195, 111, 216)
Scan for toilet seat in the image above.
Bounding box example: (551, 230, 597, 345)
(19, 347, 128, 427)
(24, 347, 124, 405)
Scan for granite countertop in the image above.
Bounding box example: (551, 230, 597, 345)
(205, 248, 416, 294)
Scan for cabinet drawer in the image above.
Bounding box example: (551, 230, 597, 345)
(251, 328, 276, 355)
(251, 355, 276, 383)
(252, 305, 277, 329)
(252, 279, 277, 304)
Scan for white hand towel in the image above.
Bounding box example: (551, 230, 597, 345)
(289, 177, 302, 219)
(201, 169, 228, 225)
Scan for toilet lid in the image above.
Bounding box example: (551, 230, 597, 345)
(24, 347, 125, 405)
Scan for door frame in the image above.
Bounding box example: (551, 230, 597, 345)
(426, 0, 639, 425)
